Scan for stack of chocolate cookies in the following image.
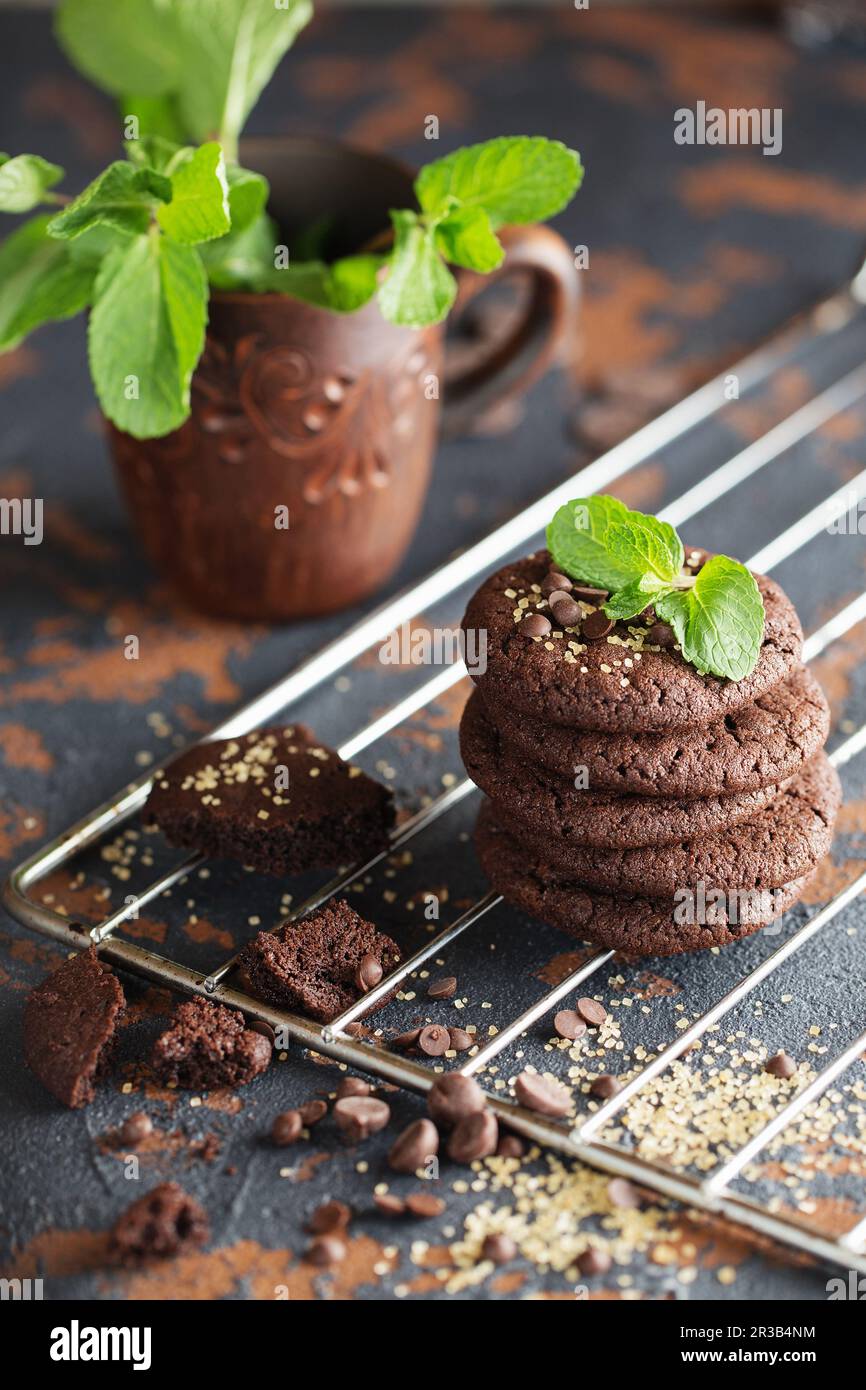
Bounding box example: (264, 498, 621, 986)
(460, 549, 840, 956)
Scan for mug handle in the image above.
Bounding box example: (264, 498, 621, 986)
(440, 223, 579, 439)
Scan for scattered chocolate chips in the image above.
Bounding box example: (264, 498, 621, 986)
(418, 1024, 450, 1057)
(514, 1070, 571, 1118)
(405, 1191, 446, 1218)
(607, 1177, 640, 1209)
(496, 1133, 525, 1159)
(550, 595, 583, 628)
(307, 1199, 351, 1234)
(647, 620, 676, 648)
(299, 1098, 328, 1127)
(590, 1073, 621, 1100)
(482, 1233, 517, 1265)
(333, 1095, 391, 1142)
(336, 1076, 371, 1099)
(119, 1111, 153, 1147)
(577, 997, 608, 1027)
(521, 612, 552, 640)
(427, 974, 457, 1000)
(354, 953, 383, 993)
(553, 1010, 587, 1042)
(541, 570, 573, 596)
(305, 1234, 347, 1266)
(577, 1245, 612, 1277)
(448, 1027, 473, 1053)
(388, 1118, 439, 1174)
(392, 1027, 422, 1050)
(374, 1193, 406, 1217)
(428, 1073, 486, 1128)
(447, 1109, 499, 1163)
(765, 1051, 797, 1078)
(570, 583, 609, 604)
(271, 1110, 303, 1146)
(582, 609, 615, 641)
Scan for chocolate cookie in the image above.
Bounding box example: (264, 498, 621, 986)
(462, 551, 801, 732)
(109, 1182, 209, 1265)
(237, 898, 402, 1023)
(152, 997, 272, 1089)
(474, 803, 814, 956)
(499, 752, 840, 894)
(482, 664, 830, 798)
(145, 725, 394, 875)
(23, 946, 125, 1108)
(460, 688, 789, 849)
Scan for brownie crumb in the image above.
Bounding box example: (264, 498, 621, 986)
(152, 996, 272, 1090)
(109, 1182, 209, 1265)
(23, 946, 125, 1109)
(237, 899, 402, 1023)
(144, 725, 394, 875)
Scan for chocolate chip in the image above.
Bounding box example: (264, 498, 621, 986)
(305, 1234, 346, 1266)
(482, 1233, 517, 1264)
(550, 595, 583, 628)
(333, 1095, 390, 1142)
(647, 621, 676, 648)
(582, 609, 615, 641)
(590, 1073, 621, 1099)
(119, 1112, 153, 1146)
(428, 1073, 486, 1128)
(388, 1118, 439, 1174)
(541, 570, 573, 596)
(521, 612, 552, 640)
(392, 1027, 422, 1050)
(514, 1070, 571, 1118)
(577, 997, 607, 1027)
(418, 1024, 450, 1057)
(405, 1191, 446, 1218)
(607, 1177, 640, 1209)
(447, 1109, 499, 1163)
(250, 1020, 276, 1046)
(374, 1193, 406, 1217)
(448, 1027, 473, 1053)
(299, 1098, 328, 1126)
(427, 974, 457, 1000)
(570, 584, 609, 604)
(553, 1010, 587, 1042)
(577, 1245, 612, 1276)
(271, 1110, 303, 1146)
(765, 1051, 797, 1078)
(307, 1199, 351, 1234)
(547, 589, 574, 608)
(336, 1076, 371, 1099)
(354, 953, 383, 993)
(496, 1134, 525, 1159)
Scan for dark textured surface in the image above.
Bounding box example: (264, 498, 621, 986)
(1, 4, 866, 1302)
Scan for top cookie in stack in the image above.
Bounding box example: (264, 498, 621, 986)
(460, 509, 839, 957)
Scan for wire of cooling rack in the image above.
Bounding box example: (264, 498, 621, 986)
(5, 267, 866, 1276)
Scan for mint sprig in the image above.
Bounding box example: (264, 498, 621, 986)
(547, 497, 765, 681)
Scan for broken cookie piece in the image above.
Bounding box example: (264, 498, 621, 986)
(23, 945, 125, 1109)
(237, 899, 402, 1023)
(152, 996, 272, 1089)
(109, 1181, 209, 1265)
(144, 725, 394, 874)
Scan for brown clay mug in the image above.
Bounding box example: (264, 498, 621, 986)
(109, 136, 578, 621)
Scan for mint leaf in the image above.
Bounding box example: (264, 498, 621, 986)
(127, 135, 186, 175)
(157, 142, 230, 245)
(172, 0, 313, 156)
(88, 231, 207, 437)
(0, 214, 95, 349)
(604, 577, 668, 623)
(0, 154, 64, 213)
(605, 516, 683, 584)
(434, 205, 504, 273)
(56, 0, 180, 99)
(655, 557, 764, 681)
(121, 93, 187, 145)
(546, 496, 637, 592)
(416, 136, 583, 228)
(378, 211, 456, 328)
(225, 164, 269, 232)
(199, 208, 278, 289)
(326, 256, 381, 312)
(48, 162, 171, 240)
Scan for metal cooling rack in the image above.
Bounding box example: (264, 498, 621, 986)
(6, 256, 866, 1279)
